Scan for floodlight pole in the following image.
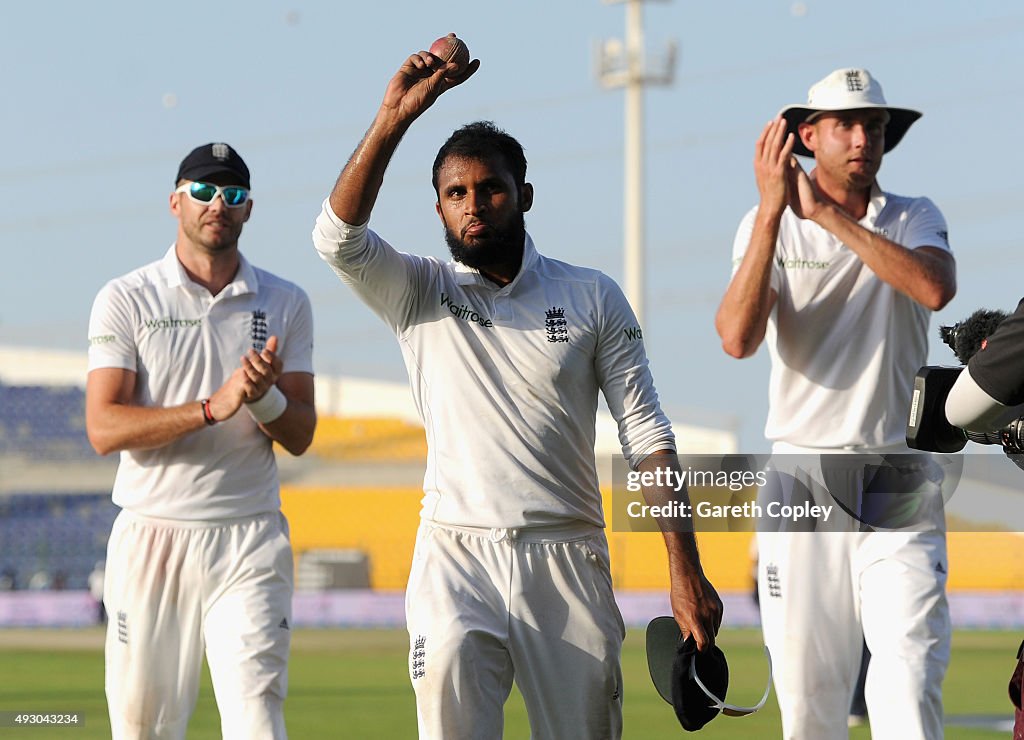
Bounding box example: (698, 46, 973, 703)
(597, 0, 675, 329)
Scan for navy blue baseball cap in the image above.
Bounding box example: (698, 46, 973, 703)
(176, 142, 250, 189)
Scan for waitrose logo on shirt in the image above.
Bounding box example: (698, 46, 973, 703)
(142, 317, 203, 330)
(440, 293, 493, 328)
(775, 257, 830, 270)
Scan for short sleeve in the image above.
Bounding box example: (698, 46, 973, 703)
(901, 197, 952, 253)
(279, 286, 315, 376)
(87, 282, 137, 372)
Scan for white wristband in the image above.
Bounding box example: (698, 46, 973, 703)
(246, 385, 288, 424)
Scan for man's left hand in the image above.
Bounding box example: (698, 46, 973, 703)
(670, 569, 724, 653)
(241, 335, 283, 402)
(786, 157, 826, 221)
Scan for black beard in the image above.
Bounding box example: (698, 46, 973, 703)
(444, 214, 526, 270)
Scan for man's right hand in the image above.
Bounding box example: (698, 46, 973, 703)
(327, 47, 480, 227)
(715, 119, 790, 359)
(205, 367, 249, 423)
(380, 50, 480, 125)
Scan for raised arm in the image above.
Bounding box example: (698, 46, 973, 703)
(716, 118, 791, 359)
(330, 49, 480, 225)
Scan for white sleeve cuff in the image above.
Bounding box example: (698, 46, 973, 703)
(321, 199, 369, 235)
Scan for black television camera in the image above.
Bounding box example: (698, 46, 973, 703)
(906, 308, 1024, 453)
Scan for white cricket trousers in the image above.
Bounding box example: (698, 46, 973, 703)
(405, 521, 625, 740)
(757, 445, 951, 740)
(104, 509, 294, 740)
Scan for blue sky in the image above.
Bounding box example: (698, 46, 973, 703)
(2, 1, 1022, 449)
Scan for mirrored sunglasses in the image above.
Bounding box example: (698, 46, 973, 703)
(175, 181, 250, 208)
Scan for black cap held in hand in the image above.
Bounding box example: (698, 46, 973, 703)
(672, 637, 729, 731)
(647, 616, 729, 732)
(176, 142, 250, 189)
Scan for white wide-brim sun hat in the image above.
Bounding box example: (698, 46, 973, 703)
(778, 68, 922, 158)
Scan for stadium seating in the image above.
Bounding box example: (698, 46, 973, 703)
(0, 383, 95, 459)
(0, 493, 117, 591)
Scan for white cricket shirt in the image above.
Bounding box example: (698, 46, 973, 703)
(313, 202, 674, 528)
(88, 246, 314, 520)
(731, 183, 952, 449)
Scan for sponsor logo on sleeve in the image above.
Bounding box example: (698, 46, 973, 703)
(623, 326, 643, 342)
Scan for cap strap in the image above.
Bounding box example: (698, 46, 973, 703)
(690, 645, 773, 717)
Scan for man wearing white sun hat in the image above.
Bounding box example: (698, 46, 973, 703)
(716, 69, 957, 738)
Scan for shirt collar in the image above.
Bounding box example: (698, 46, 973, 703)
(452, 233, 539, 288)
(863, 180, 887, 225)
(159, 244, 259, 297)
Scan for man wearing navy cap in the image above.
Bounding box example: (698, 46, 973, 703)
(716, 70, 957, 738)
(86, 143, 316, 739)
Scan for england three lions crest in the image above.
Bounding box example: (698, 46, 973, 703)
(545, 307, 569, 343)
(250, 310, 268, 351)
